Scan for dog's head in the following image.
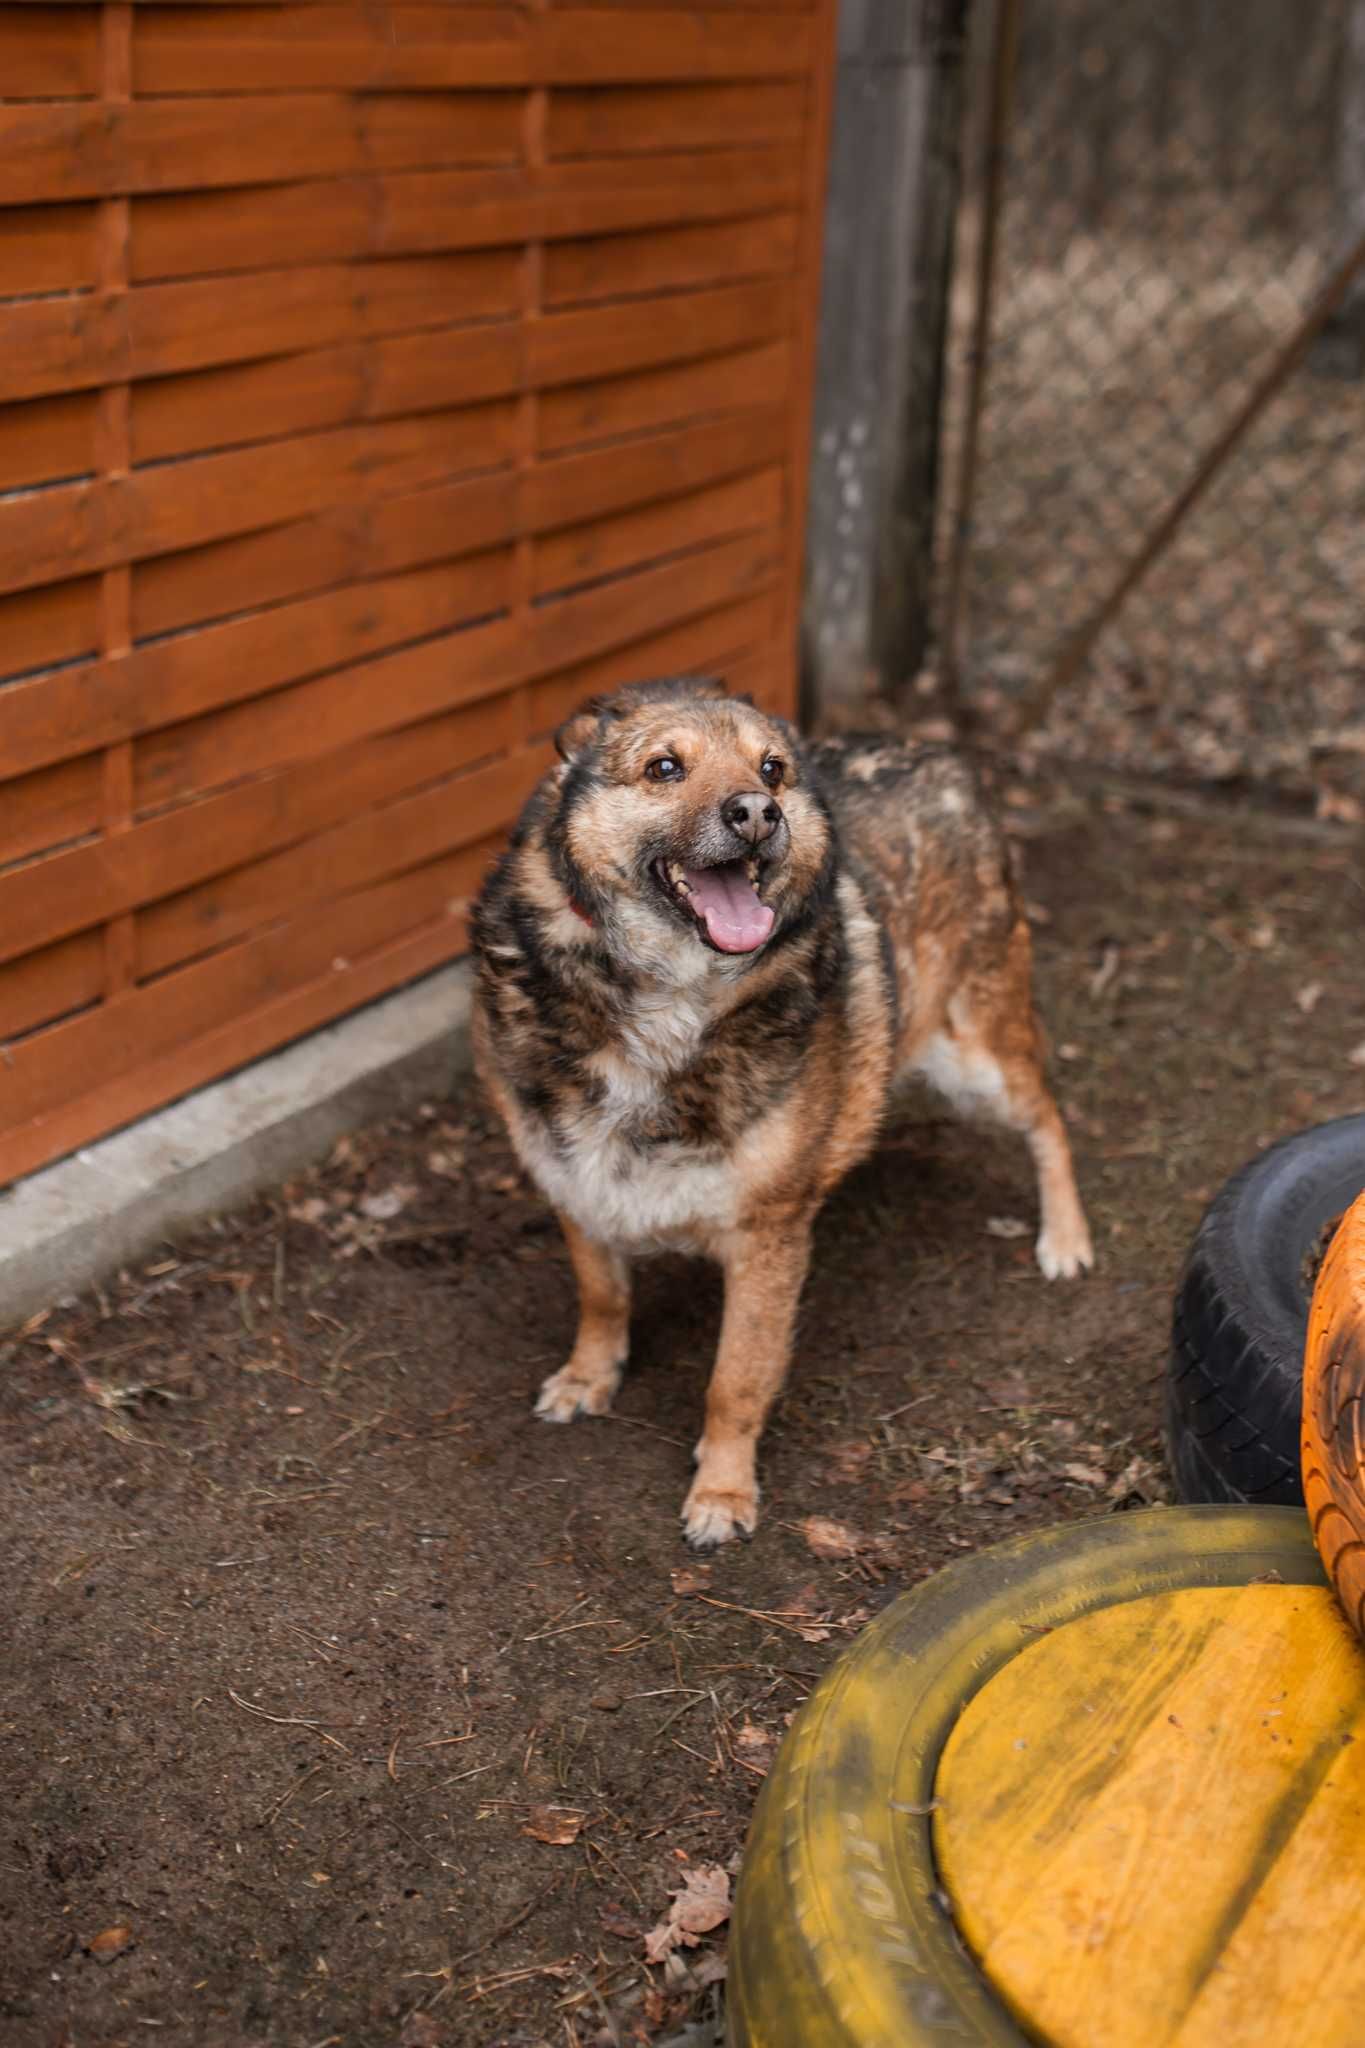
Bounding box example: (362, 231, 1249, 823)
(547, 676, 832, 965)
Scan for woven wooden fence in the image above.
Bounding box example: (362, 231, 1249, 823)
(0, 0, 836, 1188)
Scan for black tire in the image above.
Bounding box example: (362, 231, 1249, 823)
(1167, 1113, 1365, 1506)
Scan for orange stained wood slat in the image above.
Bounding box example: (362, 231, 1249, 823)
(0, 0, 838, 1186)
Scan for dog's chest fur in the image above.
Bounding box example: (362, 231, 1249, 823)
(514, 982, 743, 1248)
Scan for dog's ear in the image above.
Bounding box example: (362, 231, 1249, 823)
(553, 706, 604, 764)
(554, 674, 728, 762)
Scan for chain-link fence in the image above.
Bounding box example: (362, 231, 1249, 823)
(938, 0, 1365, 812)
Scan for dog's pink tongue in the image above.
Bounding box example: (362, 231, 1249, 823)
(684, 862, 774, 954)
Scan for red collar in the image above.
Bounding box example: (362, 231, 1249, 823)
(568, 896, 593, 927)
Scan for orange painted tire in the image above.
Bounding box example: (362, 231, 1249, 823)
(1302, 1191, 1365, 1638)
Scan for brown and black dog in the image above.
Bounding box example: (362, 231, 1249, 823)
(471, 676, 1091, 1547)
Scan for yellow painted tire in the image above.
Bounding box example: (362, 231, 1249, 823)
(727, 1506, 1324, 2048)
(1302, 1191, 1365, 1637)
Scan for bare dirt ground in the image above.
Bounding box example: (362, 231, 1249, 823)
(3, 779, 1363, 2048)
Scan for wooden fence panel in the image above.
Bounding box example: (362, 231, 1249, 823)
(0, 0, 836, 1186)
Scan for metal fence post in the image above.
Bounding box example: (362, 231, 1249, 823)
(802, 0, 969, 722)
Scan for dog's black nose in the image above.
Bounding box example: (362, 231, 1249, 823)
(720, 791, 781, 846)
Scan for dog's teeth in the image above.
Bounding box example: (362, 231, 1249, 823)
(666, 860, 691, 896)
(746, 859, 759, 885)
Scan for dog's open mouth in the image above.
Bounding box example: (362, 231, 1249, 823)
(653, 857, 775, 955)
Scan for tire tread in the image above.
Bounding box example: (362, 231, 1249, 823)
(1166, 1118, 1365, 1506)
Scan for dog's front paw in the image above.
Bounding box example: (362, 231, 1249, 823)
(1036, 1215, 1094, 1280)
(535, 1361, 621, 1423)
(682, 1478, 759, 1550)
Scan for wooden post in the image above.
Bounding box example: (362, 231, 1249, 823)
(1314, 0, 1365, 377)
(802, 0, 968, 721)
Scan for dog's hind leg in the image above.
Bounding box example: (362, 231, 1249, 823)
(536, 1216, 631, 1422)
(913, 921, 1093, 1281)
(1013, 1080, 1093, 1280)
(682, 1218, 813, 1548)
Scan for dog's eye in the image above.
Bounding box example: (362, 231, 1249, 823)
(644, 755, 685, 783)
(759, 755, 784, 789)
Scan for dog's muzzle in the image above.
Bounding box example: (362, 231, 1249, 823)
(720, 790, 782, 849)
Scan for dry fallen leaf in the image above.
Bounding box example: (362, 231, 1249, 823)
(521, 1804, 584, 1846)
(87, 1925, 133, 1964)
(984, 1215, 1030, 1240)
(733, 1720, 776, 1773)
(358, 1183, 416, 1222)
(644, 1863, 732, 1963)
(671, 1867, 732, 1925)
(1108, 1454, 1163, 1502)
(1294, 981, 1325, 1016)
(799, 1516, 863, 1560)
(600, 1900, 642, 1941)
(776, 1581, 835, 1642)
(644, 1985, 668, 2028)
(670, 1563, 713, 1597)
(824, 1438, 873, 1482)
(1061, 1461, 1108, 1489)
